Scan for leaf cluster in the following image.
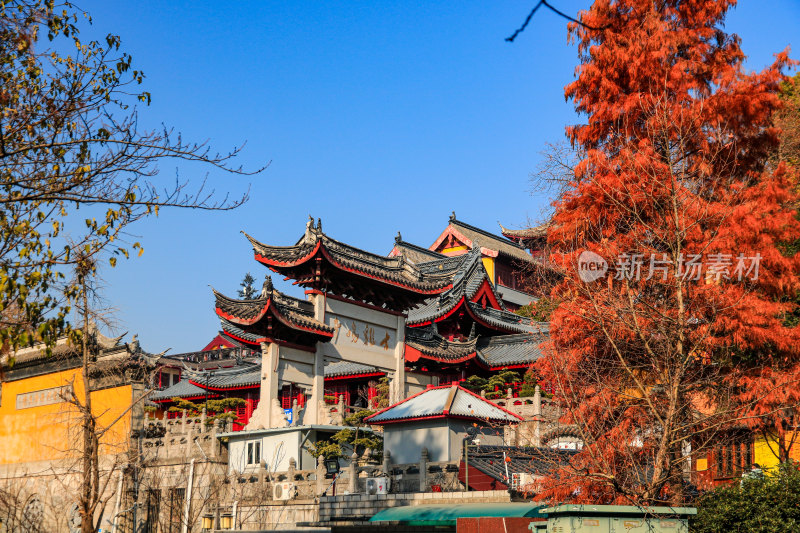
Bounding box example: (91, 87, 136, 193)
(691, 461, 800, 533)
(0, 0, 262, 355)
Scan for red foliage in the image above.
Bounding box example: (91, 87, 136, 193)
(533, 0, 799, 505)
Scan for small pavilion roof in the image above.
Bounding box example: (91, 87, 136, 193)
(466, 445, 575, 486)
(430, 213, 532, 263)
(243, 217, 453, 310)
(389, 233, 446, 265)
(182, 361, 262, 391)
(406, 329, 548, 369)
(498, 222, 550, 243)
(407, 246, 506, 327)
(365, 384, 523, 425)
(150, 379, 212, 402)
(324, 360, 382, 379)
(468, 305, 548, 335)
(213, 277, 334, 346)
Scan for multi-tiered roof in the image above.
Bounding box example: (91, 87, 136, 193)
(244, 217, 453, 311)
(213, 276, 334, 348)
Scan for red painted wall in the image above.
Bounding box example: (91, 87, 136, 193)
(458, 461, 508, 491)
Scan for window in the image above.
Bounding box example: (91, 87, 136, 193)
(144, 489, 160, 533)
(167, 488, 185, 533)
(247, 441, 261, 465)
(713, 436, 753, 479)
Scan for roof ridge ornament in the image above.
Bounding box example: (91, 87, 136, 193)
(449, 210, 457, 222)
(261, 275, 273, 297)
(395, 231, 402, 243)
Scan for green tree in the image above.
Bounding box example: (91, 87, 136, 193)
(514, 297, 559, 322)
(168, 396, 246, 425)
(0, 0, 263, 356)
(691, 462, 800, 533)
(237, 272, 257, 299)
(310, 410, 383, 461)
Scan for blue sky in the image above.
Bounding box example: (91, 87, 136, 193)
(77, 1, 799, 354)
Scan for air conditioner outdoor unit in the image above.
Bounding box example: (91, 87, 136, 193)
(511, 472, 535, 491)
(365, 477, 390, 495)
(273, 482, 296, 501)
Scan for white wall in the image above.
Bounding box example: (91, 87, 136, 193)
(384, 420, 452, 463)
(228, 431, 301, 474)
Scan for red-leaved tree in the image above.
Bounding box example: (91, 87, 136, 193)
(534, 0, 800, 505)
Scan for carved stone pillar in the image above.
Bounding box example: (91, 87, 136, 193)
(419, 447, 429, 492)
(382, 449, 392, 477)
(393, 317, 406, 403)
(246, 342, 287, 430)
(348, 452, 358, 494)
(308, 293, 326, 426)
(533, 385, 542, 447)
(316, 455, 327, 496)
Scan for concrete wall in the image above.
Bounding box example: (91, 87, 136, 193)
(448, 420, 506, 453)
(319, 490, 512, 524)
(228, 429, 300, 474)
(385, 419, 507, 464)
(384, 420, 452, 463)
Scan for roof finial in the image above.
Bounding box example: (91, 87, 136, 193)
(316, 217, 323, 232)
(261, 275, 273, 297)
(450, 210, 457, 222)
(395, 231, 402, 243)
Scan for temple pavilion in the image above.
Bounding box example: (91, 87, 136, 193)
(151, 213, 551, 434)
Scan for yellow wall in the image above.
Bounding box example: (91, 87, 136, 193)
(441, 245, 468, 256)
(0, 368, 133, 465)
(482, 257, 495, 285)
(754, 432, 800, 470)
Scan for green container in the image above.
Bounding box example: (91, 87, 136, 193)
(538, 505, 697, 533)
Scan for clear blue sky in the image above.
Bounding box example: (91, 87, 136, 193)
(78, 1, 799, 354)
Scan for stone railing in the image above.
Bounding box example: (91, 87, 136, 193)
(211, 447, 463, 507)
(139, 409, 229, 461)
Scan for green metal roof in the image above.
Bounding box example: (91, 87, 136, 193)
(369, 503, 546, 526)
(541, 504, 697, 516)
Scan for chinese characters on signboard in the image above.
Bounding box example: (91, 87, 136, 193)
(330, 316, 394, 351)
(16, 385, 72, 410)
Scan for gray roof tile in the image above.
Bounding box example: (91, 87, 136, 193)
(150, 379, 208, 401)
(366, 385, 522, 424)
(324, 360, 381, 378)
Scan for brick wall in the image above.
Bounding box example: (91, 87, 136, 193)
(319, 490, 512, 524)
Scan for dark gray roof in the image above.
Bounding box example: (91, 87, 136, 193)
(469, 304, 549, 335)
(478, 334, 546, 367)
(220, 319, 261, 344)
(467, 445, 575, 485)
(243, 219, 454, 295)
(324, 360, 381, 378)
(150, 379, 208, 401)
(182, 362, 261, 389)
(406, 329, 548, 368)
(449, 218, 532, 263)
(366, 384, 522, 424)
(408, 246, 504, 325)
(391, 235, 446, 265)
(213, 279, 334, 336)
(498, 222, 550, 242)
(159, 345, 259, 369)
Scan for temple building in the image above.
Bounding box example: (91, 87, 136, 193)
(151, 214, 550, 442)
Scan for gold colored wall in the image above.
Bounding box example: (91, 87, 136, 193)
(754, 432, 800, 470)
(0, 368, 132, 465)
